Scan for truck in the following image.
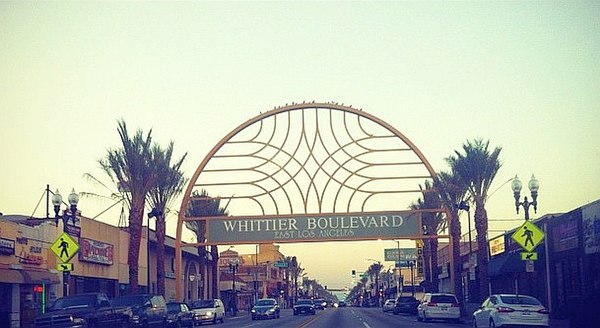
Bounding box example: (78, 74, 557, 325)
(34, 292, 132, 328)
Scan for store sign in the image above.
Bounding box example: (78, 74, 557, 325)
(384, 248, 417, 261)
(489, 235, 506, 256)
(79, 238, 114, 265)
(205, 211, 420, 244)
(0, 238, 15, 255)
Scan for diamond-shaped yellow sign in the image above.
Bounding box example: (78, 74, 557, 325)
(512, 221, 544, 252)
(50, 232, 79, 263)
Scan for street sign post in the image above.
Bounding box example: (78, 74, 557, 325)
(511, 221, 545, 252)
(50, 232, 80, 263)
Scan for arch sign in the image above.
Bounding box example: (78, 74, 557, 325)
(175, 102, 450, 300)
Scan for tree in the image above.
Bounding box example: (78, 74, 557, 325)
(146, 141, 187, 296)
(434, 170, 468, 307)
(99, 120, 156, 294)
(411, 180, 444, 294)
(289, 256, 304, 303)
(184, 189, 229, 299)
(446, 139, 502, 302)
(367, 262, 383, 305)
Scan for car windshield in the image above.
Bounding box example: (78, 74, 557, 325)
(50, 295, 95, 311)
(297, 300, 312, 305)
(256, 299, 276, 306)
(500, 295, 541, 305)
(191, 300, 215, 309)
(430, 295, 457, 303)
(112, 295, 148, 306)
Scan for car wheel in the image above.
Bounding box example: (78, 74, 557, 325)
(490, 319, 496, 328)
(422, 312, 429, 323)
(472, 317, 478, 328)
(220, 314, 224, 324)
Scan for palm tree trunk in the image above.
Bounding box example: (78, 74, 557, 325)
(127, 198, 145, 294)
(156, 216, 166, 296)
(449, 210, 464, 309)
(429, 238, 440, 293)
(211, 245, 219, 298)
(475, 203, 489, 302)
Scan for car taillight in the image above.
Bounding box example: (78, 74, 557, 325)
(497, 306, 515, 313)
(537, 308, 550, 314)
(427, 302, 437, 307)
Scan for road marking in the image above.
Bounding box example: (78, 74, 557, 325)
(363, 322, 371, 328)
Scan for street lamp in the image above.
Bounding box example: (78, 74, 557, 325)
(228, 259, 239, 316)
(52, 188, 79, 297)
(146, 208, 161, 294)
(512, 174, 540, 220)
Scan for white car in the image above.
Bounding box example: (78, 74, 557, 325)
(189, 298, 226, 325)
(472, 294, 549, 327)
(382, 299, 396, 312)
(417, 293, 461, 323)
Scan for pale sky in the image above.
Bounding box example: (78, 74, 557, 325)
(1, 1, 599, 290)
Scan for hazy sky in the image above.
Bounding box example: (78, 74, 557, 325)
(1, 1, 599, 289)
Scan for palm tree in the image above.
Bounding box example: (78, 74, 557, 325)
(184, 189, 229, 299)
(146, 141, 187, 296)
(289, 256, 304, 303)
(367, 262, 383, 305)
(411, 180, 444, 293)
(434, 170, 468, 307)
(99, 120, 156, 294)
(446, 139, 502, 302)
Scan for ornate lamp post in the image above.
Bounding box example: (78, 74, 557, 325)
(511, 174, 540, 220)
(51, 188, 79, 297)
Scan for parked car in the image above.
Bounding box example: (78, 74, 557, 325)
(417, 293, 460, 323)
(394, 295, 419, 315)
(111, 294, 168, 327)
(293, 299, 316, 315)
(472, 294, 549, 328)
(189, 299, 225, 325)
(338, 300, 347, 307)
(34, 292, 130, 328)
(313, 298, 326, 310)
(166, 302, 194, 328)
(251, 298, 280, 320)
(383, 299, 396, 312)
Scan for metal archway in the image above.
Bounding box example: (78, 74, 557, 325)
(175, 102, 451, 300)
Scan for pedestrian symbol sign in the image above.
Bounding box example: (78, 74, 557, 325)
(50, 232, 79, 263)
(512, 221, 544, 252)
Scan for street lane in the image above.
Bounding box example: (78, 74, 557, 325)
(216, 307, 467, 328)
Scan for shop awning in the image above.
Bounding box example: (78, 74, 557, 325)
(488, 252, 522, 277)
(22, 270, 60, 284)
(0, 268, 25, 284)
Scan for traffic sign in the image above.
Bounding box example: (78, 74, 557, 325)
(57, 263, 73, 272)
(274, 261, 288, 268)
(521, 252, 538, 261)
(50, 232, 79, 263)
(511, 221, 545, 252)
(525, 260, 535, 272)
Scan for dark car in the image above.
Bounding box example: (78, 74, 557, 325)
(166, 302, 194, 328)
(338, 300, 347, 307)
(293, 299, 316, 315)
(111, 294, 168, 327)
(394, 295, 419, 315)
(251, 298, 280, 320)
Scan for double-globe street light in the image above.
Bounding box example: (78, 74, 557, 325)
(511, 174, 540, 221)
(51, 188, 79, 297)
(228, 259, 239, 316)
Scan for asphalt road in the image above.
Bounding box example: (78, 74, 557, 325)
(212, 307, 467, 328)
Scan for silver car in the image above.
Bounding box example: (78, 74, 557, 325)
(417, 293, 460, 323)
(472, 294, 549, 327)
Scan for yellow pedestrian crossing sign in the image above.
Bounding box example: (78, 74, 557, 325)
(50, 232, 79, 263)
(512, 221, 544, 252)
(57, 263, 73, 272)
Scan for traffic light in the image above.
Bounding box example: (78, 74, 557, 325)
(351, 270, 356, 277)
